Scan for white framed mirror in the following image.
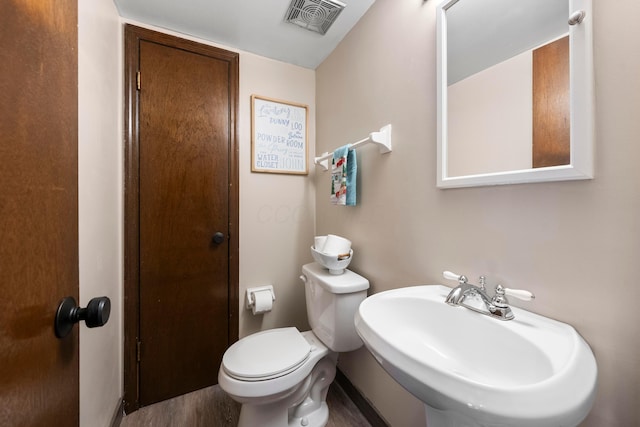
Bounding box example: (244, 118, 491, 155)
(436, 0, 594, 188)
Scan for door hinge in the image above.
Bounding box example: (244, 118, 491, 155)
(136, 340, 142, 362)
(136, 71, 141, 91)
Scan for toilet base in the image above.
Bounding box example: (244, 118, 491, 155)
(289, 402, 328, 427)
(235, 352, 337, 427)
(237, 400, 329, 427)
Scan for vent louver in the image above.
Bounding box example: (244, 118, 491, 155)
(284, 0, 346, 35)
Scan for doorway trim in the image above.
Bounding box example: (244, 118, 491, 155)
(122, 24, 239, 414)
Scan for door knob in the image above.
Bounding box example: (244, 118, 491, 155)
(212, 232, 225, 244)
(55, 296, 111, 338)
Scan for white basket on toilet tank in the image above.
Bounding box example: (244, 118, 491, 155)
(310, 234, 353, 274)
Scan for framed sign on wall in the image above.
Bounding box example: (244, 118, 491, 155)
(251, 95, 309, 175)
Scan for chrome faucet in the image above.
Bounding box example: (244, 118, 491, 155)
(443, 271, 535, 321)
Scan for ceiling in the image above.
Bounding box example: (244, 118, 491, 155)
(113, 0, 376, 69)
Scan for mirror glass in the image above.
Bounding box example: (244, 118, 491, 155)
(436, 0, 594, 188)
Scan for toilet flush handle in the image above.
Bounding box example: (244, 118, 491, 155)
(299, 274, 307, 283)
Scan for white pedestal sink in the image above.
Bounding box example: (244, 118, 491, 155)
(354, 285, 597, 427)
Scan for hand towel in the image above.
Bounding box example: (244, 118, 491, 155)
(330, 145, 357, 206)
(345, 146, 357, 206)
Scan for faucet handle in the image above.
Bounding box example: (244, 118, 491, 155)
(503, 287, 535, 301)
(443, 271, 467, 284)
(493, 284, 535, 308)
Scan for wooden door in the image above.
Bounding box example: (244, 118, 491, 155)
(124, 25, 239, 411)
(533, 36, 570, 168)
(0, 0, 79, 426)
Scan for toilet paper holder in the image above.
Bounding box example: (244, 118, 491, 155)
(245, 285, 275, 314)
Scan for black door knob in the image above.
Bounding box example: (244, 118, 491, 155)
(55, 296, 111, 339)
(212, 232, 225, 244)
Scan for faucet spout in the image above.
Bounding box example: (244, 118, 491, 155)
(442, 271, 534, 321)
(445, 282, 492, 306)
(444, 283, 473, 306)
(443, 271, 473, 306)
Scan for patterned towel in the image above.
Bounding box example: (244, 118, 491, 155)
(330, 145, 356, 206)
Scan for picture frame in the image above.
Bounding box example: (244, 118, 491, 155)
(251, 95, 309, 175)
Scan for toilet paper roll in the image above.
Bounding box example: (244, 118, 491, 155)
(252, 289, 273, 315)
(322, 234, 351, 256)
(314, 235, 327, 250)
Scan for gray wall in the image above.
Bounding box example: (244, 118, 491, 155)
(316, 0, 640, 425)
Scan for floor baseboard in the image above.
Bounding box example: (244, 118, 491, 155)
(110, 397, 125, 427)
(335, 369, 389, 427)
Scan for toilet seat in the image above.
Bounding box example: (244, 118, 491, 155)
(222, 327, 311, 381)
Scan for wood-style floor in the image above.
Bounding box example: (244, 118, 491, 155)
(120, 382, 373, 427)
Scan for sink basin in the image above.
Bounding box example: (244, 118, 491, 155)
(354, 285, 597, 427)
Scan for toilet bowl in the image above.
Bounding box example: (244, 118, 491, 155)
(218, 263, 369, 427)
(219, 329, 335, 427)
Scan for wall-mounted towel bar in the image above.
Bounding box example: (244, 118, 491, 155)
(314, 124, 392, 170)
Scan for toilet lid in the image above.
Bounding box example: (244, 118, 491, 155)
(222, 327, 311, 381)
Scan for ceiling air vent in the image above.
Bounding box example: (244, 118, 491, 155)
(284, 0, 347, 35)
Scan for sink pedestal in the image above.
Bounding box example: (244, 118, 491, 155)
(425, 405, 487, 427)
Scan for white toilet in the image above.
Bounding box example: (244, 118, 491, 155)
(218, 262, 370, 427)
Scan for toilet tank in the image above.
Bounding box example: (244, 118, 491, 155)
(301, 263, 370, 352)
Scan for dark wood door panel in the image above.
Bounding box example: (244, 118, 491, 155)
(139, 40, 231, 404)
(0, 0, 79, 425)
(124, 25, 239, 411)
(533, 36, 570, 168)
